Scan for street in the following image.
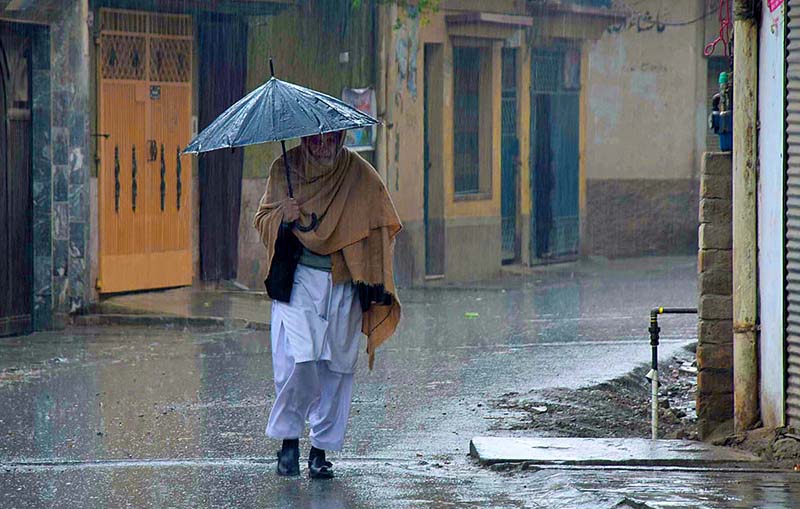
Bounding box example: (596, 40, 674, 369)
(0, 0, 793, 505)
(2, 257, 799, 508)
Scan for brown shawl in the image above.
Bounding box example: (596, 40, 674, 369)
(253, 146, 402, 368)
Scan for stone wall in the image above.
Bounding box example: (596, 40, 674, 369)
(31, 25, 53, 330)
(583, 0, 707, 259)
(585, 178, 699, 258)
(697, 152, 733, 438)
(51, 0, 91, 320)
(5, 0, 91, 329)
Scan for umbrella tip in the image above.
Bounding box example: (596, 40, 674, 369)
(269, 58, 275, 78)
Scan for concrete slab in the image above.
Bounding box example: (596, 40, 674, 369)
(70, 313, 267, 331)
(99, 287, 271, 326)
(469, 437, 761, 466)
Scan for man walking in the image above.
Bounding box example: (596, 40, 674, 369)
(254, 130, 401, 479)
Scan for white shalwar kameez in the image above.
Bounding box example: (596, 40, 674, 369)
(266, 264, 363, 451)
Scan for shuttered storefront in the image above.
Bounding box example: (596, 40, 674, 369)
(786, 0, 800, 425)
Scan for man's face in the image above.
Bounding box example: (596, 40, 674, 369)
(303, 131, 344, 165)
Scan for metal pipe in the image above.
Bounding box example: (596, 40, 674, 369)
(651, 368, 659, 440)
(647, 307, 698, 439)
(732, 0, 760, 432)
(649, 310, 661, 440)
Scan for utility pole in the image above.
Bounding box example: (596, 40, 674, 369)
(732, 0, 759, 432)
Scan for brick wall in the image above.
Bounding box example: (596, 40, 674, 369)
(697, 152, 734, 438)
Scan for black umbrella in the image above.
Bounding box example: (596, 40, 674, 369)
(184, 59, 379, 231)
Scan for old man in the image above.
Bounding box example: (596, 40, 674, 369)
(254, 130, 401, 479)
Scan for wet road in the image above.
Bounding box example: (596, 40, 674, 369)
(3, 257, 800, 508)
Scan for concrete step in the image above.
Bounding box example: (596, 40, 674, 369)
(70, 313, 268, 331)
(470, 437, 761, 467)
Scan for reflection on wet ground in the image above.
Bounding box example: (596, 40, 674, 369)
(3, 257, 798, 507)
(5, 461, 800, 508)
(103, 286, 272, 324)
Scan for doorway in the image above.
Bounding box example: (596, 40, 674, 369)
(0, 23, 33, 336)
(530, 47, 580, 263)
(97, 9, 193, 293)
(424, 43, 445, 277)
(198, 15, 247, 282)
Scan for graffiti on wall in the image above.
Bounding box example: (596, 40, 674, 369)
(607, 11, 667, 34)
(395, 8, 419, 100)
(768, 0, 784, 34)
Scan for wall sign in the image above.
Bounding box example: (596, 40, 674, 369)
(342, 87, 376, 152)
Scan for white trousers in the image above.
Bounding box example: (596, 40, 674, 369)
(266, 266, 361, 451)
(266, 359, 355, 451)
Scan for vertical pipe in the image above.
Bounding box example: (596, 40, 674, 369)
(732, 0, 760, 432)
(649, 310, 661, 439)
(652, 369, 659, 440)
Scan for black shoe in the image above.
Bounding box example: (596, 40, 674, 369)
(308, 447, 334, 479)
(276, 439, 300, 477)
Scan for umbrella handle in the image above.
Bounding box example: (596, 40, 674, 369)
(294, 213, 318, 233)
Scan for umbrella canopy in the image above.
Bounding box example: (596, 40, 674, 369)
(183, 77, 379, 154)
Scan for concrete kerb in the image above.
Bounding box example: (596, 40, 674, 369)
(469, 437, 762, 468)
(69, 313, 269, 331)
(71, 299, 270, 331)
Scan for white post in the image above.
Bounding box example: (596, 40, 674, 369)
(651, 370, 659, 440)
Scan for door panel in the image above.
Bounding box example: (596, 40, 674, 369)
(501, 48, 518, 263)
(549, 93, 580, 256)
(98, 10, 192, 293)
(148, 82, 192, 286)
(0, 26, 32, 336)
(530, 47, 580, 263)
(100, 83, 146, 256)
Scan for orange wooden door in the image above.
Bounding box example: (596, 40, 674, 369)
(98, 10, 193, 293)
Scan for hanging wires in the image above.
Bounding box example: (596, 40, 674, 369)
(703, 0, 732, 56)
(654, 4, 720, 26)
(613, 1, 732, 57)
(615, 0, 721, 27)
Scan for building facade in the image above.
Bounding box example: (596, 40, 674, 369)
(2, 0, 744, 334)
(236, 0, 377, 290)
(705, 0, 792, 434)
(234, 0, 626, 288)
(584, 0, 724, 259)
(0, 0, 295, 335)
(0, 0, 92, 334)
(373, 0, 624, 285)
(87, 1, 300, 302)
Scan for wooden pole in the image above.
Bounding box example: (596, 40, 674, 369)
(732, 0, 759, 432)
